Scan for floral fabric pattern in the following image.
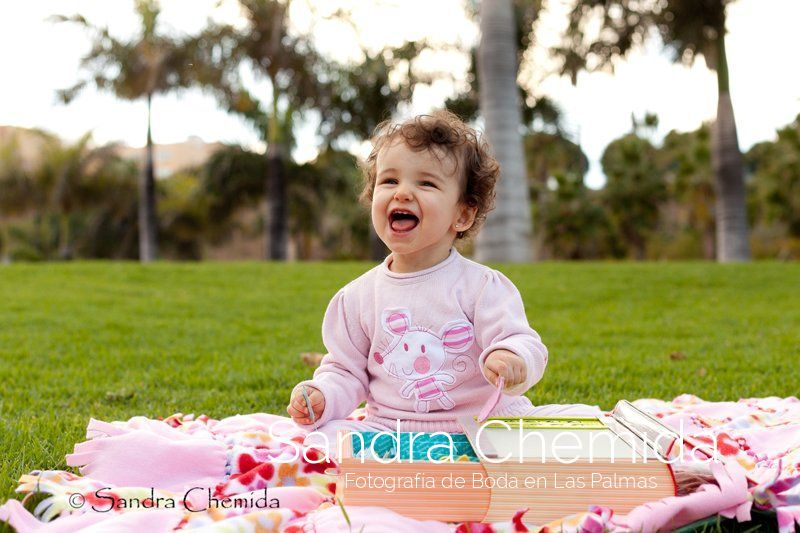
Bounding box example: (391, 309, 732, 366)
(2, 396, 800, 532)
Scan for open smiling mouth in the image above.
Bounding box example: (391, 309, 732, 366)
(389, 210, 419, 232)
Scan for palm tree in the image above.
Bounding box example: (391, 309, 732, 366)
(55, 0, 200, 262)
(190, 0, 323, 260)
(525, 131, 589, 258)
(37, 133, 125, 259)
(448, 1, 567, 261)
(78, 159, 140, 259)
(315, 39, 429, 262)
(538, 173, 609, 259)
(601, 132, 667, 259)
(194, 0, 426, 260)
(747, 115, 800, 245)
(1, 129, 138, 260)
(475, 0, 534, 262)
(0, 135, 39, 262)
(555, 0, 749, 262)
(199, 145, 369, 260)
(190, 0, 324, 260)
(289, 149, 370, 260)
(659, 125, 716, 259)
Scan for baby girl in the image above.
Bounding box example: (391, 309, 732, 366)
(287, 109, 598, 446)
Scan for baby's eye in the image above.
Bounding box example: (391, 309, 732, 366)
(420, 181, 438, 188)
(380, 177, 398, 185)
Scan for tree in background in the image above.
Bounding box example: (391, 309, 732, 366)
(158, 171, 210, 260)
(476, 0, 534, 262)
(193, 0, 426, 261)
(311, 15, 433, 261)
(36, 133, 126, 259)
(0, 130, 139, 261)
(76, 160, 139, 260)
(555, 0, 750, 262)
(524, 132, 603, 258)
(525, 132, 587, 194)
(313, 39, 423, 151)
(193, 0, 314, 261)
(0, 136, 40, 262)
(290, 149, 370, 260)
(448, 1, 562, 130)
(449, 1, 570, 261)
(56, 0, 201, 262)
(658, 125, 716, 259)
(538, 172, 610, 259)
(601, 132, 666, 259)
(747, 114, 800, 258)
(198, 145, 368, 260)
(200, 145, 267, 246)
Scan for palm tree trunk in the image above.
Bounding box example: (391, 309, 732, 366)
(58, 212, 72, 260)
(711, 34, 750, 262)
(475, 0, 533, 263)
(139, 92, 158, 262)
(265, 141, 288, 260)
(263, 5, 289, 262)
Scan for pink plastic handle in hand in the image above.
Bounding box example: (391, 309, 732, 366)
(478, 376, 505, 423)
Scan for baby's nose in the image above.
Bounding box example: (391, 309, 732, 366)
(393, 185, 413, 201)
(413, 356, 430, 374)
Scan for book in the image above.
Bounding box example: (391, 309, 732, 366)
(334, 400, 679, 524)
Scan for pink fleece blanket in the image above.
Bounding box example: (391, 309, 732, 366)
(2, 395, 800, 532)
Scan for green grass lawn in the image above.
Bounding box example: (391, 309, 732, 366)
(1, 261, 799, 501)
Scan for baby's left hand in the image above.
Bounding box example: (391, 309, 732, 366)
(483, 349, 526, 390)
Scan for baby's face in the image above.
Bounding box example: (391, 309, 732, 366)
(371, 139, 473, 264)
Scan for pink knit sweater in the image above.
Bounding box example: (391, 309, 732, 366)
(294, 248, 549, 433)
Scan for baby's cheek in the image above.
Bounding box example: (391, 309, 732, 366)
(370, 206, 384, 231)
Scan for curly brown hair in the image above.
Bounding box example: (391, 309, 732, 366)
(358, 109, 500, 241)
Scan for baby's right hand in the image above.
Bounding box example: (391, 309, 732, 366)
(287, 386, 325, 426)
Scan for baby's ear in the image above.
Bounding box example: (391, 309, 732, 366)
(381, 308, 412, 335)
(440, 320, 474, 353)
(454, 203, 478, 232)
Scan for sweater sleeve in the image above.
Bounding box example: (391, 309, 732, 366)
(292, 289, 370, 427)
(474, 269, 548, 396)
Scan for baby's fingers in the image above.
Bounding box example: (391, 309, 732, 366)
(308, 390, 325, 408)
(287, 410, 313, 425)
(501, 362, 522, 386)
(287, 395, 309, 415)
(484, 367, 500, 386)
(286, 402, 306, 419)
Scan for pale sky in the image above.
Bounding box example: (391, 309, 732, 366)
(1, 0, 798, 188)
